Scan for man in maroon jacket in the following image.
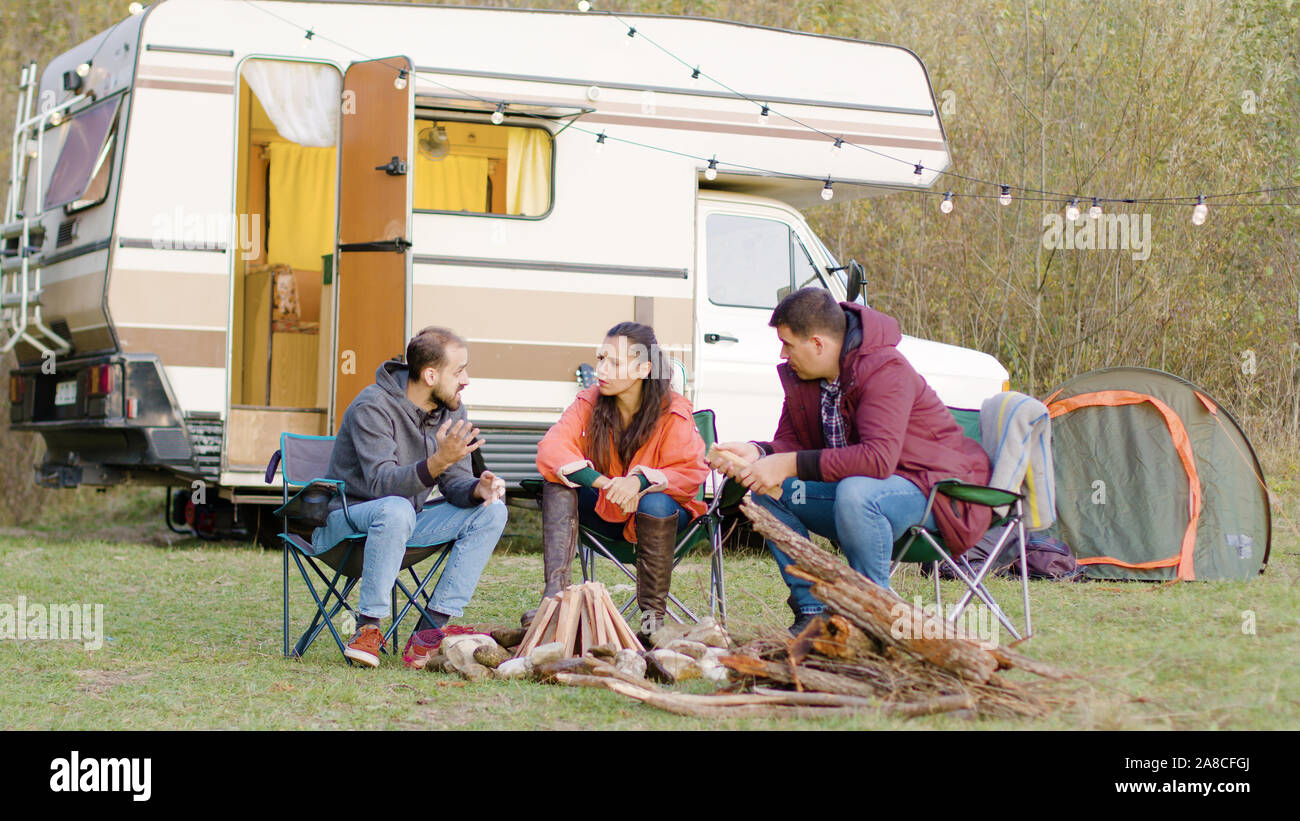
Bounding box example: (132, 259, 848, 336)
(710, 288, 991, 634)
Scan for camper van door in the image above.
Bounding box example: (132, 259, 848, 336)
(333, 56, 415, 425)
(694, 197, 835, 443)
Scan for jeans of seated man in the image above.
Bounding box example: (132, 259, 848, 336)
(749, 474, 935, 614)
(311, 495, 507, 620)
(574, 486, 690, 540)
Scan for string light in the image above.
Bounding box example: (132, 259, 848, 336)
(830, 137, 844, 155)
(705, 156, 718, 181)
(757, 103, 770, 124)
(821, 178, 834, 201)
(577, 0, 592, 11)
(595, 130, 607, 154)
(940, 191, 954, 214)
(626, 26, 637, 40)
(301, 29, 314, 50)
(913, 163, 925, 185)
(393, 69, 407, 90)
(1065, 198, 1080, 221)
(76, 62, 92, 78)
(1192, 195, 1208, 226)
(128, 2, 143, 13)
(1089, 198, 1102, 219)
(998, 185, 1012, 206)
(690, 66, 701, 81)
(490, 103, 505, 125)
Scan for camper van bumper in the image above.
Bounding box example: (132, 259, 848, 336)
(8, 354, 209, 488)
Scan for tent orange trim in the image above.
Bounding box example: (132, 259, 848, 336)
(1047, 390, 1200, 581)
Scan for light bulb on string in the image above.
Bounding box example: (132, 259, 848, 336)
(1088, 198, 1102, 219)
(998, 185, 1012, 206)
(704, 156, 718, 181)
(690, 66, 701, 86)
(128, 2, 144, 14)
(1065, 198, 1080, 222)
(757, 103, 770, 124)
(1192, 195, 1208, 226)
(393, 69, 407, 91)
(76, 62, 91, 78)
(626, 26, 637, 42)
(595, 130, 607, 154)
(491, 103, 505, 125)
(821, 179, 834, 201)
(301, 29, 314, 50)
(912, 163, 925, 186)
(939, 192, 954, 214)
(577, 0, 591, 11)
(830, 137, 844, 156)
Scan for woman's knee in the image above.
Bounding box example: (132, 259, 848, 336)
(636, 492, 680, 518)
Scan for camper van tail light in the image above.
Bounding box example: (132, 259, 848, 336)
(820, 179, 834, 202)
(939, 192, 954, 214)
(126, 397, 139, 419)
(8, 374, 22, 405)
(87, 365, 114, 396)
(998, 185, 1012, 206)
(1192, 195, 1208, 226)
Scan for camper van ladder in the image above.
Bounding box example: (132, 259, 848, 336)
(1, 60, 72, 356)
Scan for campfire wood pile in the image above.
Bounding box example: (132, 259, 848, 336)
(514, 581, 643, 658)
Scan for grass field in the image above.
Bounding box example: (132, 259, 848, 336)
(1, 484, 1297, 731)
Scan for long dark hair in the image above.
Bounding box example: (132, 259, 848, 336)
(587, 322, 672, 475)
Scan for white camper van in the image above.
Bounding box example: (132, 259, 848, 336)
(2, 0, 1007, 535)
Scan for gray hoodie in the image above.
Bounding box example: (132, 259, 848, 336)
(326, 360, 479, 513)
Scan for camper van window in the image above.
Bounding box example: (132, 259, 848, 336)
(412, 119, 552, 217)
(706, 214, 794, 310)
(44, 96, 122, 212)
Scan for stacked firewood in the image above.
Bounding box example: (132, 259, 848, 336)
(514, 582, 643, 658)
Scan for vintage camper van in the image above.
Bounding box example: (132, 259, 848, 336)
(3, 0, 1007, 535)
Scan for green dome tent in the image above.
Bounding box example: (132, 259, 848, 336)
(1044, 367, 1271, 581)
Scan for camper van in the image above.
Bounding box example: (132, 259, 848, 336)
(3, 0, 1007, 536)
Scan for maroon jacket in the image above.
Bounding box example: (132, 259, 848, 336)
(757, 303, 992, 554)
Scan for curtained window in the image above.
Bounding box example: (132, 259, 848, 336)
(413, 120, 551, 216)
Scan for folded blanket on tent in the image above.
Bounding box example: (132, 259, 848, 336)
(979, 391, 1056, 530)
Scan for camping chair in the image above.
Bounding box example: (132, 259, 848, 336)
(521, 409, 744, 624)
(265, 433, 454, 663)
(889, 408, 1034, 641)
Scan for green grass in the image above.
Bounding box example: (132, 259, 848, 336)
(0, 487, 1297, 730)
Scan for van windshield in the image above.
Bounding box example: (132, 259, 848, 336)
(44, 96, 121, 211)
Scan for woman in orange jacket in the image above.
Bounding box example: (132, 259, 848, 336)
(533, 321, 708, 637)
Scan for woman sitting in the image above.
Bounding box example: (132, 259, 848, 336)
(533, 321, 708, 637)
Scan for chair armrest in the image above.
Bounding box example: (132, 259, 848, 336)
(934, 480, 1023, 508)
(274, 479, 343, 527)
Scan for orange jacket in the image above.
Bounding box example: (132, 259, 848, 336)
(536, 387, 708, 542)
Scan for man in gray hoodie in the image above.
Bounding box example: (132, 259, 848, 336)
(311, 326, 508, 668)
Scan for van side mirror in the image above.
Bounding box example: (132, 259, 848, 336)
(846, 259, 866, 302)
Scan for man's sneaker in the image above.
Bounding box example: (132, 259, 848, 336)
(403, 628, 445, 670)
(788, 611, 824, 637)
(344, 624, 384, 668)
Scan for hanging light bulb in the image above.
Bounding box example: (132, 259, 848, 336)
(690, 66, 701, 85)
(626, 26, 637, 41)
(76, 62, 92, 78)
(1192, 195, 1208, 226)
(757, 103, 770, 124)
(595, 131, 607, 154)
(998, 185, 1012, 206)
(939, 191, 954, 214)
(913, 163, 925, 186)
(1065, 198, 1080, 222)
(821, 179, 834, 201)
(1088, 198, 1102, 219)
(704, 156, 718, 181)
(393, 69, 407, 91)
(49, 111, 63, 126)
(577, 0, 592, 11)
(301, 29, 314, 50)
(830, 137, 844, 155)
(128, 2, 144, 14)
(490, 103, 505, 125)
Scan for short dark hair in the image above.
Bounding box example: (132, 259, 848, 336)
(406, 326, 465, 380)
(769, 287, 846, 339)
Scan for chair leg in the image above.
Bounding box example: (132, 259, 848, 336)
(1017, 502, 1031, 637)
(282, 535, 290, 658)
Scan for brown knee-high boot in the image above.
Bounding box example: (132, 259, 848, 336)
(634, 511, 678, 637)
(522, 482, 579, 626)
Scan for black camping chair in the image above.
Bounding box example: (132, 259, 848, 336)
(264, 433, 454, 662)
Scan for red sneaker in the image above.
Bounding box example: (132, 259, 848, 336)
(344, 624, 384, 668)
(403, 628, 445, 670)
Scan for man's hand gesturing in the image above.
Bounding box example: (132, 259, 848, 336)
(427, 418, 483, 477)
(474, 469, 506, 505)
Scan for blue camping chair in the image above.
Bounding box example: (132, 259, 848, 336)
(265, 433, 454, 662)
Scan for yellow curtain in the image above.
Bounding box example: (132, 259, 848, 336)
(266, 140, 336, 271)
(413, 154, 489, 212)
(506, 128, 551, 216)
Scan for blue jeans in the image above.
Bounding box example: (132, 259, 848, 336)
(575, 487, 690, 541)
(311, 496, 507, 619)
(750, 475, 935, 613)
